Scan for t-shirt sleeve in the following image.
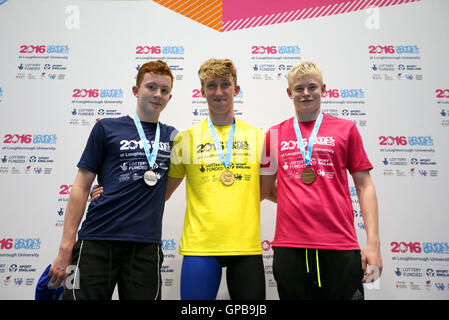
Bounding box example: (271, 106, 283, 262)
(260, 126, 278, 176)
(169, 127, 179, 144)
(347, 123, 373, 174)
(77, 121, 105, 174)
(168, 131, 186, 179)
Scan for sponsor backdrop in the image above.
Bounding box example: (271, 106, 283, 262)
(0, 0, 448, 300)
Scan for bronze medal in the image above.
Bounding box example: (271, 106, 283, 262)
(301, 168, 316, 185)
(220, 170, 235, 186)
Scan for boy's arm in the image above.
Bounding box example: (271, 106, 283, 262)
(260, 174, 277, 203)
(49, 168, 96, 287)
(352, 170, 383, 281)
(165, 176, 184, 201)
(260, 128, 278, 203)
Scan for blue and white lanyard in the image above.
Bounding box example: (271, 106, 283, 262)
(293, 112, 323, 166)
(207, 117, 236, 169)
(132, 111, 160, 169)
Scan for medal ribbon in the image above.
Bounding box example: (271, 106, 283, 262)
(132, 111, 160, 170)
(293, 112, 323, 166)
(207, 117, 236, 169)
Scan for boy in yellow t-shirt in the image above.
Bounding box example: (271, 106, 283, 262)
(166, 58, 266, 300)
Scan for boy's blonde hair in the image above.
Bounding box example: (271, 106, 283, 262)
(288, 61, 323, 87)
(198, 58, 237, 88)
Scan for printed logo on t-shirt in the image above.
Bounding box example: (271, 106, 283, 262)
(196, 140, 250, 154)
(280, 136, 335, 151)
(120, 139, 171, 152)
(198, 163, 252, 183)
(116, 136, 171, 184)
(280, 136, 336, 180)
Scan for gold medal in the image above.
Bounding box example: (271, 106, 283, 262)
(301, 168, 316, 185)
(220, 170, 235, 186)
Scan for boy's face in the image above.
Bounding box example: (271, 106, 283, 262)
(287, 74, 326, 118)
(201, 75, 240, 117)
(133, 72, 172, 117)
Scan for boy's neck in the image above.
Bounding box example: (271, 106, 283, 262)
(296, 109, 321, 123)
(134, 107, 159, 123)
(209, 111, 234, 126)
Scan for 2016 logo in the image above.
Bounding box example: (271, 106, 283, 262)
(391, 241, 422, 253)
(280, 137, 335, 151)
(3, 134, 57, 144)
(251, 45, 300, 55)
(322, 89, 365, 98)
(0, 238, 41, 250)
(368, 45, 419, 54)
(135, 45, 184, 55)
(391, 241, 449, 254)
(436, 89, 449, 98)
(59, 184, 72, 195)
(19, 45, 69, 54)
(192, 89, 203, 98)
(120, 139, 170, 152)
(72, 89, 123, 98)
(378, 136, 434, 146)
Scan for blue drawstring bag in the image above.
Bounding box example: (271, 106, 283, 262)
(35, 264, 64, 300)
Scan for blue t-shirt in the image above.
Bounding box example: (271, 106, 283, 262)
(77, 115, 177, 244)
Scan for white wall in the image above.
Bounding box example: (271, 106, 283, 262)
(0, 0, 448, 300)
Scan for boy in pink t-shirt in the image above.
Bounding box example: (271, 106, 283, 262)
(260, 61, 382, 300)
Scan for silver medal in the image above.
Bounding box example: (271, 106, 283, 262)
(144, 170, 158, 186)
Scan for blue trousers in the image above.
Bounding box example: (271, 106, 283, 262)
(180, 255, 265, 300)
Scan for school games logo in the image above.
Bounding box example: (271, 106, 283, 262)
(19, 45, 69, 55)
(0, 237, 41, 252)
(3, 134, 57, 145)
(368, 45, 419, 55)
(251, 45, 300, 55)
(378, 136, 434, 146)
(391, 241, 449, 255)
(135, 45, 184, 55)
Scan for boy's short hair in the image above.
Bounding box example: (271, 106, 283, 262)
(288, 61, 323, 87)
(136, 60, 174, 88)
(198, 58, 237, 88)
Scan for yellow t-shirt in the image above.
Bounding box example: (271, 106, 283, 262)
(168, 118, 264, 256)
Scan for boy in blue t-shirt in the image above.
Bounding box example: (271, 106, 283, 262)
(48, 60, 178, 300)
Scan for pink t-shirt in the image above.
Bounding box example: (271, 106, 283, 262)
(262, 114, 373, 250)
